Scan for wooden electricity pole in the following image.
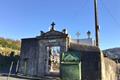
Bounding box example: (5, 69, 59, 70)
(94, 0, 100, 47)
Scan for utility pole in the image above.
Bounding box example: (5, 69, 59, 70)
(94, 0, 100, 47)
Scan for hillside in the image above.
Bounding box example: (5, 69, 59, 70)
(103, 48, 120, 60)
(0, 37, 21, 56)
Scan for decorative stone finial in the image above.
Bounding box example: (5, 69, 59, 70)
(50, 22, 55, 31)
(40, 31, 44, 35)
(62, 29, 67, 34)
(87, 31, 91, 38)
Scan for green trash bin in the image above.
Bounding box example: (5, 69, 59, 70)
(60, 51, 81, 80)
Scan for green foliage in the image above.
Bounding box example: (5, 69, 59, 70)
(0, 37, 21, 50)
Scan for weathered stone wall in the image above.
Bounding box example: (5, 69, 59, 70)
(101, 54, 117, 80)
(69, 43, 102, 80)
(81, 51, 101, 80)
(37, 38, 68, 76)
(117, 64, 120, 80)
(18, 37, 69, 77)
(18, 38, 38, 76)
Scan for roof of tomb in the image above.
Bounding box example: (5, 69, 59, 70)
(69, 43, 100, 52)
(36, 22, 68, 39)
(22, 22, 68, 40)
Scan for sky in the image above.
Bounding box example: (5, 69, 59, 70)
(0, 0, 120, 49)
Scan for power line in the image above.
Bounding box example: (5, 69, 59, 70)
(100, 0, 120, 27)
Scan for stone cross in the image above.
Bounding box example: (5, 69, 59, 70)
(76, 32, 80, 44)
(76, 32, 80, 38)
(50, 22, 55, 31)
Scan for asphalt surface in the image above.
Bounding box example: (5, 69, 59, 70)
(0, 74, 60, 80)
(0, 76, 28, 80)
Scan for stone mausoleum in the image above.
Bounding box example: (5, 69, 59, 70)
(18, 23, 118, 80)
(18, 23, 69, 77)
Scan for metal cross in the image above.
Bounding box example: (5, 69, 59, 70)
(50, 22, 55, 31)
(51, 22, 55, 27)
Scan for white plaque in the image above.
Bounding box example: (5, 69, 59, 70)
(48, 40, 56, 42)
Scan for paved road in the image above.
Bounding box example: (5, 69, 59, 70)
(0, 76, 28, 80)
(0, 75, 60, 80)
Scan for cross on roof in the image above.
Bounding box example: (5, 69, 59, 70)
(50, 22, 55, 31)
(51, 22, 55, 27)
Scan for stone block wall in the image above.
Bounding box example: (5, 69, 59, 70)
(117, 64, 120, 80)
(18, 37, 69, 77)
(18, 38, 39, 76)
(101, 55, 117, 80)
(81, 51, 101, 80)
(37, 38, 68, 76)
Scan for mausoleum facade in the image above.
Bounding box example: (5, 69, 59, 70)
(18, 23, 118, 80)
